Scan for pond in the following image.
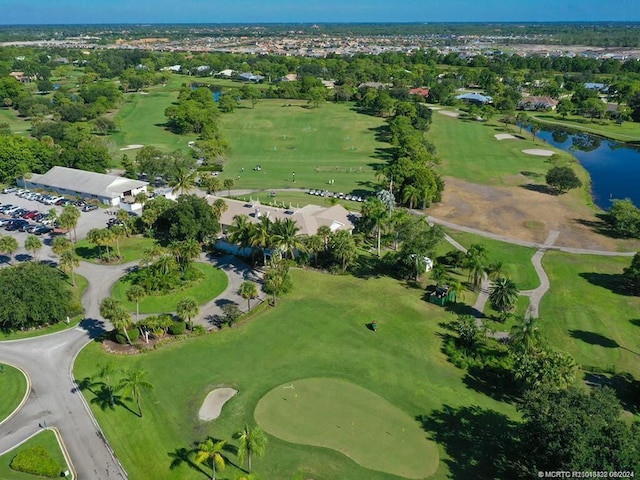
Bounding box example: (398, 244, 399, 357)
(532, 125, 640, 210)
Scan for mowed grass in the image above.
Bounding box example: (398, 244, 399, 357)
(74, 269, 518, 480)
(0, 430, 70, 480)
(0, 364, 27, 424)
(444, 230, 539, 290)
(219, 100, 385, 193)
(0, 109, 31, 135)
(255, 377, 438, 479)
(541, 251, 640, 379)
(431, 112, 573, 186)
(74, 235, 157, 264)
(0, 274, 89, 341)
(110, 262, 228, 314)
(528, 112, 640, 143)
(232, 190, 364, 212)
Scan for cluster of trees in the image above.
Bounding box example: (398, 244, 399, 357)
(607, 198, 640, 239)
(0, 262, 77, 332)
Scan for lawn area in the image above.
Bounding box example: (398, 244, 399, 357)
(0, 430, 71, 480)
(219, 99, 385, 194)
(111, 262, 228, 314)
(75, 269, 518, 480)
(0, 364, 27, 424)
(0, 109, 31, 136)
(0, 274, 89, 341)
(255, 377, 438, 479)
(74, 235, 157, 264)
(431, 112, 574, 186)
(541, 252, 640, 380)
(443, 230, 539, 290)
(232, 189, 364, 212)
(528, 112, 640, 143)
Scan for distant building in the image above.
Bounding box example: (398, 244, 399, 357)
(584, 82, 608, 92)
(409, 87, 430, 98)
(518, 96, 558, 111)
(216, 69, 235, 78)
(456, 92, 493, 105)
(25, 166, 148, 206)
(237, 72, 265, 83)
(275, 73, 298, 83)
(358, 81, 388, 89)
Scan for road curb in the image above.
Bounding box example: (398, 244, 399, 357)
(50, 426, 77, 479)
(0, 362, 31, 429)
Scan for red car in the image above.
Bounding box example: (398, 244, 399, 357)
(22, 210, 39, 219)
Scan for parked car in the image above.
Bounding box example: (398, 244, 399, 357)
(2, 187, 17, 194)
(32, 225, 53, 235)
(5, 219, 28, 231)
(0, 218, 13, 226)
(82, 204, 99, 212)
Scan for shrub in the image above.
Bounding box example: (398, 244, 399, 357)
(114, 327, 140, 344)
(191, 324, 206, 336)
(10, 446, 61, 478)
(168, 320, 186, 335)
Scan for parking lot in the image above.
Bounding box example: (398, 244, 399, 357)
(0, 190, 123, 263)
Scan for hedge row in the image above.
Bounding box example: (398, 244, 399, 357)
(10, 445, 61, 478)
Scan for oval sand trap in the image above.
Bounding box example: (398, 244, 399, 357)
(495, 133, 517, 140)
(119, 144, 144, 151)
(199, 388, 237, 421)
(255, 378, 438, 479)
(522, 148, 554, 156)
(437, 110, 459, 118)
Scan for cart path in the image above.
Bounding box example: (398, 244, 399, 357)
(520, 230, 560, 319)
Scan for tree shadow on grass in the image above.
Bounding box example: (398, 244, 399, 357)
(569, 329, 620, 348)
(75, 245, 100, 261)
(351, 255, 383, 279)
(168, 446, 209, 477)
(418, 405, 519, 480)
(578, 272, 625, 295)
(630, 319, 640, 328)
(443, 301, 482, 318)
(463, 365, 520, 404)
(584, 371, 640, 415)
(519, 183, 557, 195)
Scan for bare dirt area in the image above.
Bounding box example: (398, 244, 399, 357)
(429, 177, 640, 251)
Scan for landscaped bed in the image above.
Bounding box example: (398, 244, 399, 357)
(0, 430, 71, 479)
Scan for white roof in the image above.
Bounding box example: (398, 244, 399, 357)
(28, 166, 148, 199)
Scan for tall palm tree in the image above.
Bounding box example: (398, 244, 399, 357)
(51, 236, 72, 256)
(272, 218, 304, 260)
(402, 184, 421, 210)
(170, 166, 197, 195)
(223, 178, 235, 197)
(24, 234, 42, 261)
(227, 215, 253, 249)
(59, 249, 80, 286)
(115, 209, 132, 237)
(59, 205, 81, 244)
(446, 278, 465, 303)
(234, 425, 268, 474)
(510, 316, 541, 353)
(489, 277, 520, 321)
(98, 362, 117, 406)
(250, 216, 273, 265)
(211, 198, 228, 232)
(239, 281, 259, 311)
(316, 225, 331, 250)
(176, 297, 199, 330)
(140, 244, 166, 267)
(465, 244, 487, 291)
(0, 235, 19, 264)
(169, 239, 201, 276)
(194, 438, 226, 480)
(361, 197, 387, 257)
(430, 263, 447, 287)
(126, 285, 146, 323)
(100, 297, 133, 344)
(304, 234, 324, 267)
(118, 368, 154, 418)
(110, 225, 126, 259)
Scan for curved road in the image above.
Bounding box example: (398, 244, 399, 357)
(0, 255, 259, 479)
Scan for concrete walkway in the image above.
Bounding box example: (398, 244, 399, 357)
(519, 230, 560, 319)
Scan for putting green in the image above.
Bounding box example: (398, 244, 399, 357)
(255, 378, 438, 479)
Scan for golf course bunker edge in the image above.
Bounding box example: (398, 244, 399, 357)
(254, 378, 438, 479)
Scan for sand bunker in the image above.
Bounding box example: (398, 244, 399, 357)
(119, 144, 144, 151)
(437, 110, 460, 118)
(199, 388, 237, 421)
(495, 133, 517, 140)
(522, 149, 555, 157)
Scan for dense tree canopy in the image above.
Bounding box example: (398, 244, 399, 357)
(155, 194, 219, 243)
(0, 262, 75, 331)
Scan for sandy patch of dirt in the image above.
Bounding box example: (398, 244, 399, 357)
(437, 110, 460, 118)
(119, 144, 144, 151)
(199, 388, 238, 421)
(495, 133, 517, 140)
(429, 177, 640, 250)
(522, 148, 554, 156)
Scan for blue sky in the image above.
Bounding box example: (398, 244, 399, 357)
(0, 0, 639, 24)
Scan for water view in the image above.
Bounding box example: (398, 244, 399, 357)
(534, 126, 640, 210)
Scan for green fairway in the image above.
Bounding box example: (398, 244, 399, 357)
(233, 189, 364, 212)
(0, 274, 88, 341)
(0, 109, 31, 136)
(528, 112, 640, 143)
(541, 252, 640, 379)
(0, 364, 27, 424)
(431, 113, 574, 186)
(219, 99, 385, 194)
(111, 262, 228, 314)
(443, 230, 539, 290)
(75, 269, 517, 479)
(0, 430, 71, 479)
(75, 235, 157, 264)
(255, 377, 438, 479)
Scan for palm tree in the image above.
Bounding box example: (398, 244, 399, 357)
(446, 278, 465, 303)
(201, 173, 221, 195)
(134, 191, 148, 206)
(227, 215, 253, 249)
(115, 209, 132, 237)
(239, 281, 259, 311)
(24, 235, 42, 261)
(510, 316, 541, 353)
(59, 249, 80, 286)
(402, 184, 421, 210)
(87, 228, 115, 263)
(317, 225, 331, 250)
(0, 235, 19, 264)
(59, 205, 81, 244)
(430, 263, 447, 287)
(212, 198, 228, 232)
(223, 178, 235, 197)
(176, 297, 199, 330)
(234, 424, 268, 474)
(110, 225, 126, 259)
(169, 239, 201, 276)
(51, 236, 72, 256)
(98, 362, 117, 406)
(170, 166, 197, 195)
(140, 244, 166, 267)
(272, 218, 304, 259)
(304, 234, 324, 267)
(100, 297, 133, 344)
(361, 197, 387, 257)
(486, 260, 507, 281)
(118, 368, 154, 418)
(126, 285, 146, 323)
(194, 438, 226, 480)
(489, 277, 520, 321)
(465, 244, 487, 291)
(249, 216, 273, 265)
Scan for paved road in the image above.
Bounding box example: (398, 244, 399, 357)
(0, 254, 260, 479)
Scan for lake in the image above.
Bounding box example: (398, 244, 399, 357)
(533, 125, 640, 210)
